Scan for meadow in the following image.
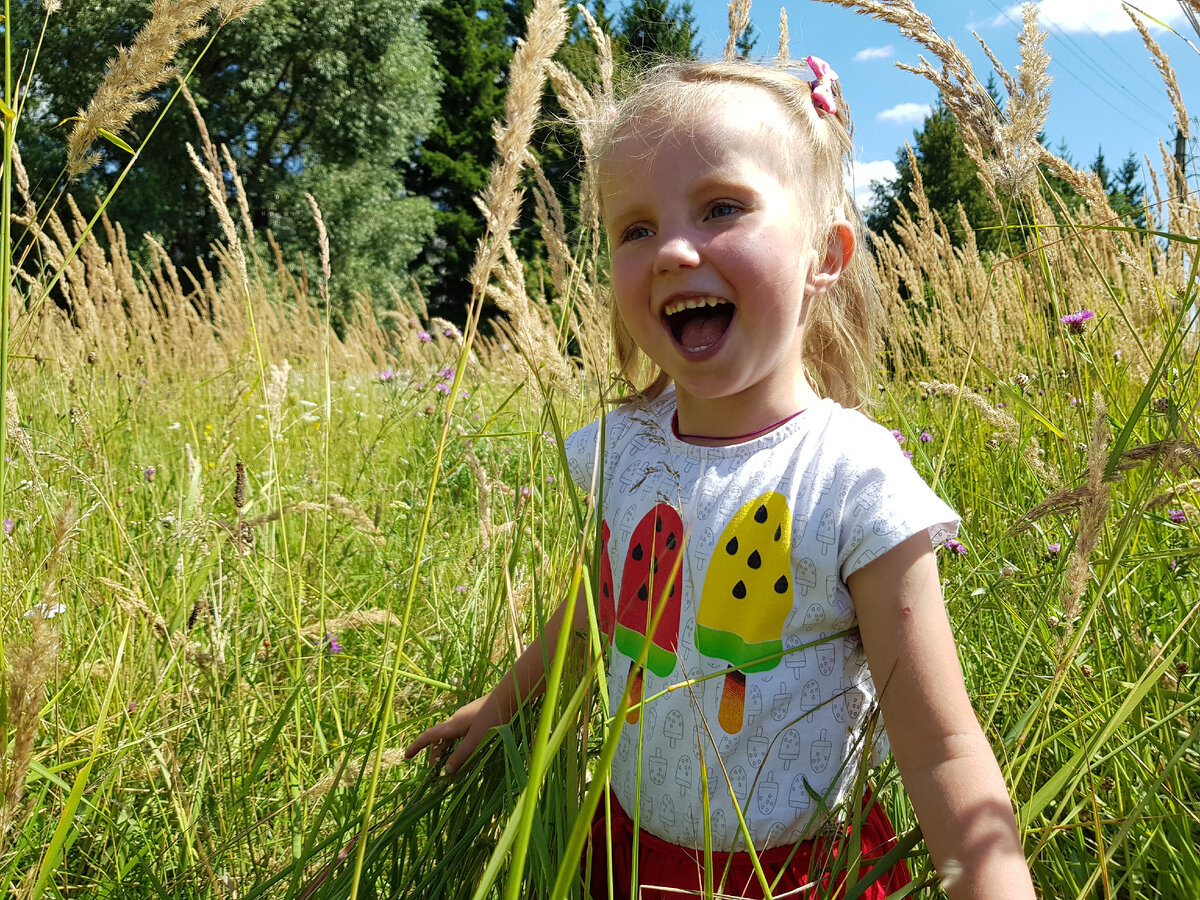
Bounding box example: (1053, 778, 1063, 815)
(0, 0, 1197, 897)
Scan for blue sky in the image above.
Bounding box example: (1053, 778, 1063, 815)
(685, 0, 1199, 207)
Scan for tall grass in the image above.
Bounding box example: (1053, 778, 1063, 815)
(0, 0, 1196, 898)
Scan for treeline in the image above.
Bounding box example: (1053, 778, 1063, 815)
(19, 0, 1147, 324)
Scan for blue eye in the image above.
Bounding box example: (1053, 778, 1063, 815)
(707, 203, 739, 220)
(621, 224, 653, 243)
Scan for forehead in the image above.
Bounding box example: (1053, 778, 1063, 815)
(599, 82, 802, 192)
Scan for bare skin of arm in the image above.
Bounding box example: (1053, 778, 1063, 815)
(403, 584, 590, 775)
(847, 531, 1036, 899)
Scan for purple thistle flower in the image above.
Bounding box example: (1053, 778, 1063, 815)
(944, 538, 967, 555)
(417, 330, 432, 343)
(323, 633, 343, 655)
(891, 429, 904, 443)
(519, 485, 533, 498)
(919, 431, 932, 443)
(1069, 397, 1080, 407)
(996, 402, 1007, 408)
(435, 383, 451, 395)
(439, 367, 455, 379)
(1168, 509, 1187, 525)
(902, 450, 914, 459)
(443, 326, 462, 339)
(1060, 309, 1095, 334)
(455, 584, 469, 593)
(1045, 542, 1062, 560)
(3, 518, 13, 536)
(144, 465, 157, 483)
(379, 369, 395, 383)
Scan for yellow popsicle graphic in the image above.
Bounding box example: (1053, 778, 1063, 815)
(697, 492, 793, 733)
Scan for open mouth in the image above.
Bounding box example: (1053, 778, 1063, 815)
(664, 297, 734, 353)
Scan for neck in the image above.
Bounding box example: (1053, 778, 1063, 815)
(672, 382, 822, 446)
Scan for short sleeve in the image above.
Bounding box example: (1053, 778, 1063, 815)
(837, 424, 960, 580)
(563, 419, 601, 493)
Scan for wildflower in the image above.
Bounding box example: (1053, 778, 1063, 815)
(891, 429, 904, 443)
(418, 330, 432, 343)
(455, 585, 469, 593)
(546, 475, 555, 483)
(435, 383, 451, 395)
(902, 450, 913, 459)
(1014, 373, 1030, 386)
(443, 326, 462, 339)
(996, 402, 1007, 409)
(460, 391, 470, 400)
(943, 538, 966, 555)
(1037, 388, 1045, 395)
(919, 431, 932, 443)
(423, 405, 436, 416)
(1000, 563, 1017, 578)
(144, 465, 156, 483)
(379, 369, 396, 383)
(322, 633, 343, 655)
(1045, 542, 1062, 561)
(1152, 397, 1172, 414)
(1168, 509, 1187, 524)
(1059, 309, 1095, 334)
(2, 518, 12, 535)
(439, 367, 455, 380)
(1069, 397, 1080, 407)
(519, 485, 533, 498)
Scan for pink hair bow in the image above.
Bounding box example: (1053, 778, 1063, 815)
(807, 55, 839, 116)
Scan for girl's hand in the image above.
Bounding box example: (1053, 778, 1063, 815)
(403, 694, 504, 775)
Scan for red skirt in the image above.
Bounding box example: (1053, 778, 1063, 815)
(584, 790, 910, 900)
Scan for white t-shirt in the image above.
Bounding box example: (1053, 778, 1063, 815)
(563, 389, 959, 851)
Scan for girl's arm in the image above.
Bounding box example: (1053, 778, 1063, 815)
(403, 583, 590, 775)
(847, 531, 1036, 899)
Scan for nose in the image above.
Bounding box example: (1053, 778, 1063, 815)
(654, 229, 701, 273)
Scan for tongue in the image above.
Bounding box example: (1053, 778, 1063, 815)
(678, 308, 732, 351)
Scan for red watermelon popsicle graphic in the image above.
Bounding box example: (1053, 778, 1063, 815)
(697, 492, 793, 734)
(615, 503, 684, 724)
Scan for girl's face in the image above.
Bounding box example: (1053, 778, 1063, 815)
(600, 84, 850, 437)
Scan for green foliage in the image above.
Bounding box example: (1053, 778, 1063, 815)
(16, 0, 439, 309)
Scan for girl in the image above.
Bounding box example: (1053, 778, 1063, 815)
(406, 58, 1036, 900)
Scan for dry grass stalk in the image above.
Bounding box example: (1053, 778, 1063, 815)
(302, 750, 407, 801)
(67, 0, 217, 176)
(99, 575, 214, 667)
(1, 613, 61, 843)
(187, 142, 249, 291)
(986, 5, 1050, 197)
(777, 8, 790, 67)
(242, 496, 383, 546)
(305, 193, 332, 294)
(298, 609, 401, 639)
(1126, 7, 1187, 142)
(724, 0, 753, 60)
(1060, 393, 1112, 633)
(1147, 478, 1200, 509)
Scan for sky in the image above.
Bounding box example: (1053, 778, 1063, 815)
(684, 0, 1200, 208)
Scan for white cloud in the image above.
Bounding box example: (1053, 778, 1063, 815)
(877, 102, 931, 125)
(845, 160, 899, 210)
(854, 45, 894, 62)
(993, 0, 1183, 34)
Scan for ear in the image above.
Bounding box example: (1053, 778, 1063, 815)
(805, 219, 855, 297)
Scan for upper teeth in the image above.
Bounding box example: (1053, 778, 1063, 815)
(664, 297, 724, 316)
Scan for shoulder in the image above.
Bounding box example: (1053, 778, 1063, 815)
(801, 401, 905, 475)
(563, 391, 674, 489)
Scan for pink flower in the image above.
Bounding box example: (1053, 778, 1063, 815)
(944, 538, 966, 555)
(1059, 309, 1095, 334)
(418, 330, 432, 343)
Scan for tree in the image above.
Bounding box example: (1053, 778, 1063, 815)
(17, 0, 439, 308)
(406, 0, 517, 319)
(615, 0, 698, 66)
(866, 101, 1005, 252)
(1105, 151, 1146, 228)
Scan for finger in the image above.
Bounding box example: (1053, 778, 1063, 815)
(404, 723, 454, 758)
(442, 735, 478, 775)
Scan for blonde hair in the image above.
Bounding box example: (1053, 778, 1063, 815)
(592, 59, 882, 410)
